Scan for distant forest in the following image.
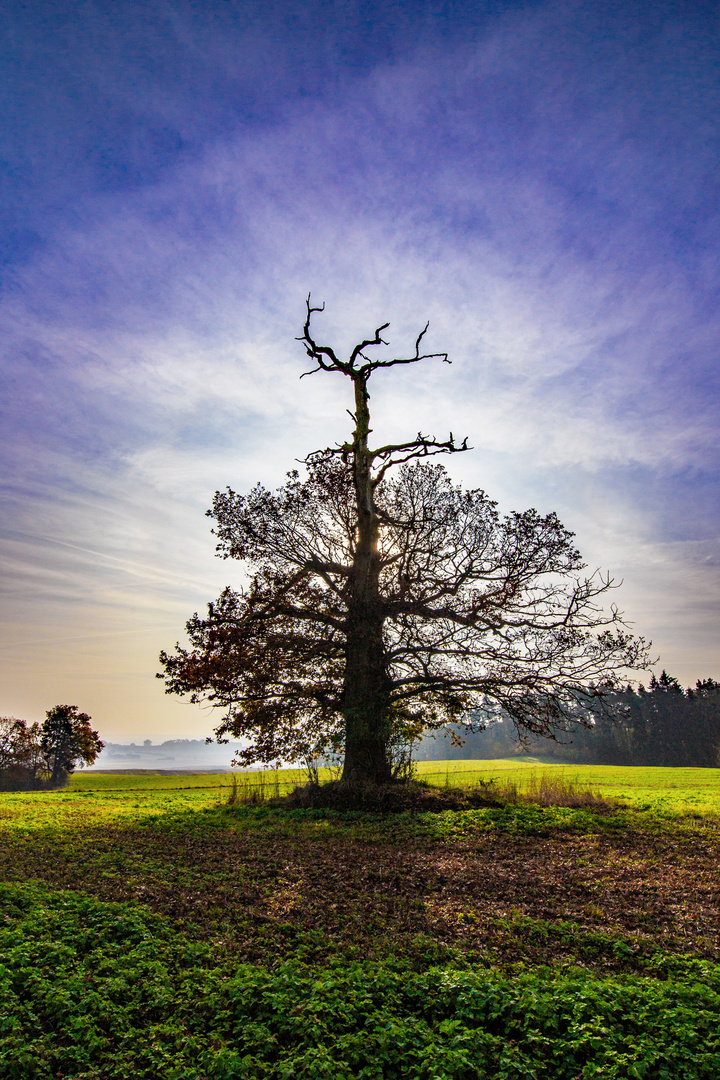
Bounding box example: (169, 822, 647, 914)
(98, 674, 720, 771)
(418, 673, 720, 768)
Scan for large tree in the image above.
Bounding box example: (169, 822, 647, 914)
(160, 301, 648, 785)
(40, 705, 104, 783)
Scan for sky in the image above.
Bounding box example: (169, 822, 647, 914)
(1, 0, 719, 743)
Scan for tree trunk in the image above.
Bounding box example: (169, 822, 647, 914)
(341, 373, 392, 785)
(342, 609, 392, 783)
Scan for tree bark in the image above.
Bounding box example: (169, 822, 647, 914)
(341, 611, 392, 783)
(341, 373, 392, 784)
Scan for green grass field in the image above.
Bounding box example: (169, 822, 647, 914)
(416, 759, 720, 814)
(2, 761, 720, 1078)
(28, 758, 720, 822)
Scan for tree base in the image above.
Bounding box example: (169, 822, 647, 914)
(279, 778, 477, 813)
(275, 775, 617, 814)
(0, 769, 69, 793)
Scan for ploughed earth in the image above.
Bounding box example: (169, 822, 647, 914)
(2, 810, 719, 969)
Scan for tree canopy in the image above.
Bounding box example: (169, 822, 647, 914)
(0, 705, 103, 789)
(41, 704, 104, 783)
(160, 301, 649, 785)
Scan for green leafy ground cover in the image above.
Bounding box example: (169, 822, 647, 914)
(2, 762, 720, 1078)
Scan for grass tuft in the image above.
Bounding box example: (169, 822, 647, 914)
(225, 771, 284, 805)
(231, 771, 617, 813)
(472, 771, 616, 810)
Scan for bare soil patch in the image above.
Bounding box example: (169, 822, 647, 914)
(2, 811, 719, 969)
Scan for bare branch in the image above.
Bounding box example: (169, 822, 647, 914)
(296, 294, 349, 377)
(370, 433, 471, 486)
(348, 322, 391, 368)
(372, 433, 470, 461)
(296, 297, 450, 383)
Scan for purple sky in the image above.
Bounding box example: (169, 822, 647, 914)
(2, 0, 719, 741)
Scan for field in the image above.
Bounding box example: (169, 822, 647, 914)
(2, 762, 720, 1078)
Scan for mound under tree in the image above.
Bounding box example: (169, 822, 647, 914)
(160, 300, 648, 785)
